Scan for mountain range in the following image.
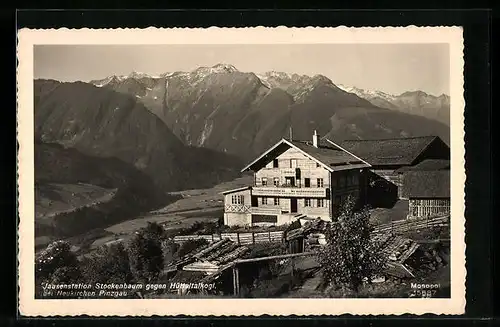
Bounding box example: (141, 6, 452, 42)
(34, 78, 242, 239)
(34, 63, 450, 238)
(336, 84, 450, 125)
(89, 64, 449, 161)
(35, 78, 242, 193)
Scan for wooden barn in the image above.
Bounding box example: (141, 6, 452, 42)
(340, 136, 450, 205)
(402, 170, 450, 218)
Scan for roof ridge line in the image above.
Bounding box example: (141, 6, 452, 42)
(342, 135, 438, 142)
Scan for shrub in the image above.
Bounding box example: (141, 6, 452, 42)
(36, 240, 81, 284)
(318, 195, 386, 293)
(127, 223, 165, 283)
(80, 242, 134, 284)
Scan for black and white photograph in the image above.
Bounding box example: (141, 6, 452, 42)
(17, 27, 465, 316)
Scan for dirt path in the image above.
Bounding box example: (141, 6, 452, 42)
(287, 271, 323, 298)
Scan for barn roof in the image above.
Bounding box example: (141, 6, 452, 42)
(396, 159, 450, 172)
(340, 136, 442, 166)
(403, 170, 450, 198)
(241, 138, 370, 172)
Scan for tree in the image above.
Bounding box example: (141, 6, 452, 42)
(143, 221, 165, 240)
(80, 242, 134, 284)
(127, 222, 165, 283)
(35, 240, 82, 295)
(317, 195, 386, 294)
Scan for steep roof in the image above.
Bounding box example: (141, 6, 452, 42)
(241, 138, 370, 172)
(403, 170, 450, 198)
(340, 136, 441, 166)
(396, 159, 450, 172)
(290, 140, 369, 170)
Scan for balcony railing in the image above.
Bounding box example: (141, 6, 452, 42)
(252, 186, 327, 198)
(250, 207, 282, 215)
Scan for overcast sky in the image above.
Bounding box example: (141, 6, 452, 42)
(34, 44, 449, 96)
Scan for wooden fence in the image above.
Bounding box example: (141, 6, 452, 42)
(173, 231, 285, 245)
(372, 215, 450, 235)
(174, 215, 449, 245)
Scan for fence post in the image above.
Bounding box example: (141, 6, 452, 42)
(252, 232, 255, 245)
(211, 234, 214, 242)
(232, 266, 240, 296)
(237, 232, 240, 246)
(268, 231, 272, 242)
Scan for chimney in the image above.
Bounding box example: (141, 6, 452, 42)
(313, 130, 319, 148)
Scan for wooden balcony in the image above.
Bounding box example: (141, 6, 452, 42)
(250, 207, 282, 215)
(252, 186, 327, 198)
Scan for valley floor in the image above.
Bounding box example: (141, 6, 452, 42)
(38, 175, 412, 257)
(52, 176, 254, 255)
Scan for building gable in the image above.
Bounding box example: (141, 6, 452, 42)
(241, 137, 370, 173)
(413, 137, 450, 165)
(241, 139, 334, 173)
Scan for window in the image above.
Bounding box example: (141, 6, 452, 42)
(351, 174, 358, 186)
(273, 159, 279, 168)
(290, 159, 297, 168)
(317, 199, 324, 207)
(304, 178, 311, 188)
(331, 176, 337, 187)
(262, 197, 268, 205)
(317, 178, 324, 188)
(231, 195, 244, 205)
(305, 198, 311, 207)
(274, 197, 280, 205)
(273, 177, 280, 186)
(285, 177, 295, 186)
(261, 178, 268, 186)
(346, 174, 352, 186)
(339, 176, 346, 188)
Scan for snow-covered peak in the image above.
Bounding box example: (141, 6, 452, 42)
(194, 63, 238, 76)
(92, 75, 124, 87)
(127, 71, 158, 79)
(337, 84, 397, 102)
(211, 63, 238, 73)
(183, 64, 240, 81)
(257, 71, 312, 89)
(92, 72, 162, 87)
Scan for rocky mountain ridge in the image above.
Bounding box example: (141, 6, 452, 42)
(89, 64, 450, 160)
(337, 84, 450, 125)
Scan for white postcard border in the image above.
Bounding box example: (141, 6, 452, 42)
(17, 26, 465, 316)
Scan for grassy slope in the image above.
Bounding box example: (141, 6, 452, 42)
(35, 183, 117, 219)
(35, 142, 177, 244)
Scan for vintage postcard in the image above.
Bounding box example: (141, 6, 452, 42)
(17, 26, 465, 316)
